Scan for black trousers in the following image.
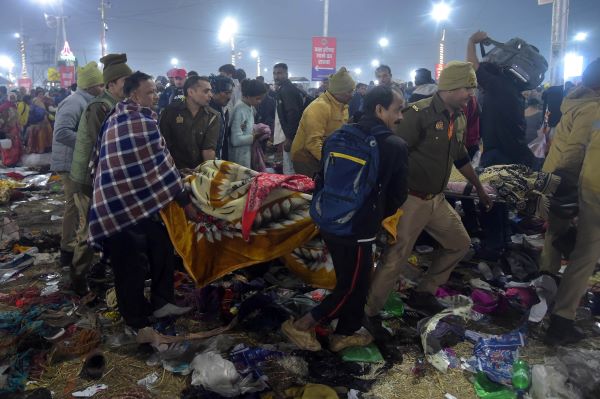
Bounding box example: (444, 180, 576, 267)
(104, 217, 175, 328)
(311, 236, 373, 336)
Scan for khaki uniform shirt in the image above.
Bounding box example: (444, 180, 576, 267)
(395, 93, 469, 194)
(159, 100, 221, 170)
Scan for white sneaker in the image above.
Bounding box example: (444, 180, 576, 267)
(152, 303, 192, 318)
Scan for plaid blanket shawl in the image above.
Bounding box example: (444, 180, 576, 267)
(88, 100, 183, 245)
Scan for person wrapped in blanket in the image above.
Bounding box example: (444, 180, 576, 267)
(87, 71, 200, 331)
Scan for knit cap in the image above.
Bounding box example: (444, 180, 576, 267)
(100, 53, 132, 84)
(438, 61, 477, 91)
(77, 62, 104, 89)
(582, 58, 600, 89)
(328, 67, 356, 95)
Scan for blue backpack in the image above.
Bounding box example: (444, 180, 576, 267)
(310, 123, 389, 236)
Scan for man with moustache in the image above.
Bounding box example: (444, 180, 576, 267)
(365, 61, 493, 317)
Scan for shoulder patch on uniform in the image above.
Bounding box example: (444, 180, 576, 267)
(411, 104, 419, 112)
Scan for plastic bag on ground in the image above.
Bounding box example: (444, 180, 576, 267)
(382, 291, 404, 317)
(190, 351, 268, 397)
(340, 343, 384, 363)
(473, 372, 516, 399)
(470, 329, 527, 386)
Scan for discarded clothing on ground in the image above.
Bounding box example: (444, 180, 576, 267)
(448, 164, 561, 218)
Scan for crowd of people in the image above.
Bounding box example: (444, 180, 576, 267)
(0, 29, 598, 352)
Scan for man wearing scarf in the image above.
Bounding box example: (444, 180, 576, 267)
(88, 71, 199, 330)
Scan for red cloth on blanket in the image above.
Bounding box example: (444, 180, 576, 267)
(241, 173, 315, 241)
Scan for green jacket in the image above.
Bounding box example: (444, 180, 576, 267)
(394, 93, 469, 194)
(69, 90, 117, 194)
(543, 86, 600, 180)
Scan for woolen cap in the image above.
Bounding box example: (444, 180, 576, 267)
(100, 53, 132, 84)
(582, 58, 600, 89)
(328, 67, 356, 95)
(77, 62, 104, 89)
(438, 61, 478, 91)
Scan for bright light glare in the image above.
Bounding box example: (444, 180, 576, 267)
(13, 33, 20, 39)
(170, 57, 178, 66)
(218, 17, 238, 42)
(251, 50, 259, 58)
(431, 2, 451, 22)
(264, 68, 268, 72)
(411, 69, 417, 82)
(35, 0, 58, 5)
(574, 32, 588, 42)
(378, 37, 389, 48)
(564, 52, 584, 79)
(371, 59, 380, 68)
(354, 67, 362, 75)
(0, 55, 15, 71)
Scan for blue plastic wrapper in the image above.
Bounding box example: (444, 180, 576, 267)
(470, 329, 527, 386)
(228, 344, 283, 378)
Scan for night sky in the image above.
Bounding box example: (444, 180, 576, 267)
(1, 0, 599, 84)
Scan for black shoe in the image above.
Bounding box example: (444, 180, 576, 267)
(543, 314, 586, 346)
(59, 250, 73, 268)
(406, 291, 446, 316)
(88, 262, 111, 282)
(362, 314, 392, 341)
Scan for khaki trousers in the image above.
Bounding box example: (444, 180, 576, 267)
(71, 191, 95, 283)
(59, 173, 77, 252)
(552, 199, 600, 320)
(539, 212, 571, 274)
(365, 194, 471, 316)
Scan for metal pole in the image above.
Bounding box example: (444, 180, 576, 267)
(323, 0, 329, 37)
(230, 36, 236, 66)
(256, 55, 261, 77)
(100, 0, 108, 57)
(549, 0, 569, 86)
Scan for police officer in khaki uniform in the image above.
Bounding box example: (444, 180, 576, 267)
(541, 59, 600, 346)
(365, 61, 492, 316)
(159, 75, 221, 171)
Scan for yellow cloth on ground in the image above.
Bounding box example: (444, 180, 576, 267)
(161, 161, 336, 288)
(261, 383, 338, 399)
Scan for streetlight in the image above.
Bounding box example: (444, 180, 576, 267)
(13, 33, 20, 39)
(378, 37, 389, 48)
(218, 17, 239, 66)
(574, 32, 588, 42)
(431, 2, 451, 22)
(431, 2, 451, 80)
(564, 52, 584, 80)
(170, 57, 178, 67)
(0, 55, 15, 81)
(371, 59, 380, 68)
(251, 49, 261, 78)
(354, 67, 362, 76)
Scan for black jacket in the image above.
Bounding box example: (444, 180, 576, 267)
(276, 79, 304, 141)
(257, 90, 276, 134)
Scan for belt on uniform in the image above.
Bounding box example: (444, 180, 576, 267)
(408, 190, 436, 200)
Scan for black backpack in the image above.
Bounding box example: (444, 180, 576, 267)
(480, 37, 548, 90)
